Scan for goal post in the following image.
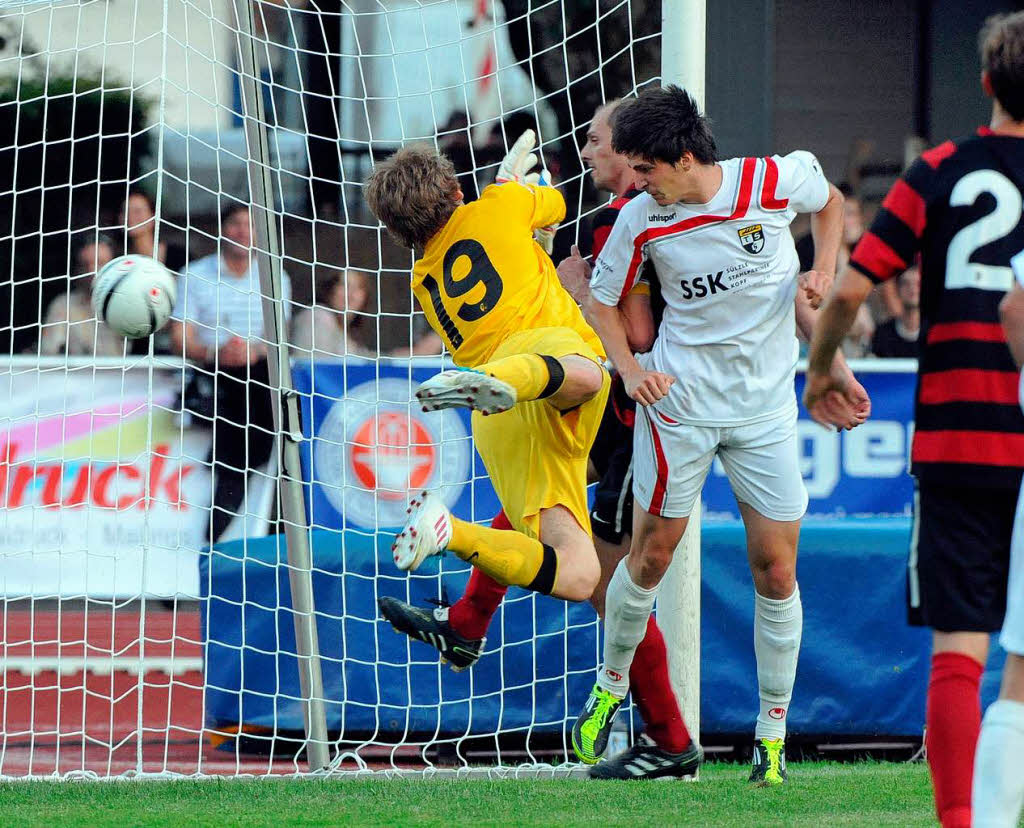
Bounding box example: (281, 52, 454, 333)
(658, 0, 705, 753)
(229, 0, 330, 772)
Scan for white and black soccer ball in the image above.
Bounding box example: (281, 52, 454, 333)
(92, 254, 177, 339)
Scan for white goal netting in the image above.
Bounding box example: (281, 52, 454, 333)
(0, 0, 662, 777)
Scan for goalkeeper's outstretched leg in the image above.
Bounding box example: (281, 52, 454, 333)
(392, 490, 600, 603)
(416, 352, 606, 417)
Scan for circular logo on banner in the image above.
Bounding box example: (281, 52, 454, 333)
(315, 377, 471, 529)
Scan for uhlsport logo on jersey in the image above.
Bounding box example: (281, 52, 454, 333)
(314, 378, 471, 529)
(738, 223, 765, 254)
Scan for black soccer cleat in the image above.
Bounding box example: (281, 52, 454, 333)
(588, 734, 703, 780)
(377, 596, 485, 671)
(748, 737, 788, 786)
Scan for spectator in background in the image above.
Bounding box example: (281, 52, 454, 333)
(291, 268, 375, 357)
(797, 181, 863, 275)
(39, 234, 122, 357)
(119, 189, 188, 274)
(796, 181, 875, 357)
(405, 312, 444, 356)
(169, 200, 292, 544)
(118, 189, 188, 355)
(871, 264, 920, 357)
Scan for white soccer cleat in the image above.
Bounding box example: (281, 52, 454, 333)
(415, 370, 516, 416)
(391, 490, 454, 572)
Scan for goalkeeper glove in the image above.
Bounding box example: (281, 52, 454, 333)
(496, 129, 539, 184)
(525, 167, 557, 254)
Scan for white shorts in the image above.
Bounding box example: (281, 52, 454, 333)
(1001, 483, 1024, 656)
(632, 404, 808, 522)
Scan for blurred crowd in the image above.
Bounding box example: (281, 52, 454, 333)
(35, 116, 920, 365)
(36, 190, 442, 362)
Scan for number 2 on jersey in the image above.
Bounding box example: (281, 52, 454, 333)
(945, 169, 1023, 291)
(421, 239, 503, 349)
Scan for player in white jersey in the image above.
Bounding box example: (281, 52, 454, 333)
(570, 86, 870, 785)
(973, 249, 1024, 827)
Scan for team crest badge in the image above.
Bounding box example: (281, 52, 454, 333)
(738, 223, 765, 254)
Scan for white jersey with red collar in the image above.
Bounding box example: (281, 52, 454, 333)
(590, 151, 829, 426)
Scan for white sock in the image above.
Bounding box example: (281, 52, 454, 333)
(597, 558, 658, 698)
(973, 699, 1024, 828)
(753, 584, 803, 741)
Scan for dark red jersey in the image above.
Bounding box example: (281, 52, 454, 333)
(588, 188, 665, 327)
(850, 128, 1024, 489)
(590, 188, 643, 260)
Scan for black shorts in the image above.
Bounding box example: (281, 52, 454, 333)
(589, 376, 635, 545)
(908, 481, 1016, 632)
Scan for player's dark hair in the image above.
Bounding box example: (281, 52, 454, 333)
(125, 188, 156, 215)
(979, 11, 1024, 121)
(219, 199, 249, 226)
(365, 145, 460, 250)
(611, 85, 717, 165)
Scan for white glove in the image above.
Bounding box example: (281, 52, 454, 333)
(496, 129, 539, 184)
(525, 167, 557, 254)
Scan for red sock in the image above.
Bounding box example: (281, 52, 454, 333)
(926, 651, 984, 828)
(446, 511, 511, 639)
(629, 615, 692, 753)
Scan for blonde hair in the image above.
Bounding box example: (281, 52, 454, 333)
(365, 146, 460, 249)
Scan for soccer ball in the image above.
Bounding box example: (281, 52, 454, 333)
(92, 254, 177, 339)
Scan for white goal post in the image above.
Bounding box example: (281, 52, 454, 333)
(0, 0, 700, 778)
(658, 0, 704, 755)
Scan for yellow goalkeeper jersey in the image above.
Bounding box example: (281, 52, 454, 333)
(411, 182, 605, 368)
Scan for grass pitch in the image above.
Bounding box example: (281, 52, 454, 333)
(0, 762, 934, 827)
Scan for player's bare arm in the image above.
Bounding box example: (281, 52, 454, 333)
(1000, 282, 1024, 368)
(795, 285, 871, 430)
(799, 182, 845, 308)
(803, 266, 876, 427)
(557, 244, 656, 353)
(584, 292, 673, 405)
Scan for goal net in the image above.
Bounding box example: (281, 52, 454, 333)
(0, 0, 667, 778)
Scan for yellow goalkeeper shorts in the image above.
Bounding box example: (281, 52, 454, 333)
(472, 326, 610, 539)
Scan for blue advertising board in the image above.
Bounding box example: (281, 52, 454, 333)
(292, 358, 501, 531)
(704, 366, 918, 520)
(293, 359, 919, 527)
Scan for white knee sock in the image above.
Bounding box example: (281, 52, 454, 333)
(597, 558, 658, 698)
(973, 699, 1024, 828)
(753, 584, 803, 741)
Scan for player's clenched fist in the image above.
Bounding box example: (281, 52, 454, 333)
(622, 367, 675, 406)
(557, 244, 591, 303)
(798, 269, 833, 309)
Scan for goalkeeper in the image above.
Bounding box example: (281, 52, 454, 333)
(365, 133, 609, 604)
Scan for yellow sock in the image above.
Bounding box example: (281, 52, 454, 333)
(478, 353, 562, 402)
(448, 517, 558, 594)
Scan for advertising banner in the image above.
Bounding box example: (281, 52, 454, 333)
(0, 359, 211, 597)
(292, 358, 501, 531)
(703, 369, 918, 520)
(294, 360, 919, 529)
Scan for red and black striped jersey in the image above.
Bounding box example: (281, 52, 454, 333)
(590, 188, 643, 260)
(588, 188, 666, 326)
(850, 128, 1024, 489)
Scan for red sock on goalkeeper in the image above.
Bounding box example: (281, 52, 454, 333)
(447, 511, 512, 640)
(631, 615, 692, 753)
(448, 511, 692, 753)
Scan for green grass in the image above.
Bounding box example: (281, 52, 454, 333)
(0, 762, 934, 827)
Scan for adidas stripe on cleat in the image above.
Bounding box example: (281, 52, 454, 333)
(392, 490, 452, 572)
(415, 369, 516, 416)
(377, 596, 485, 671)
(749, 737, 788, 786)
(571, 684, 624, 765)
(588, 734, 702, 780)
